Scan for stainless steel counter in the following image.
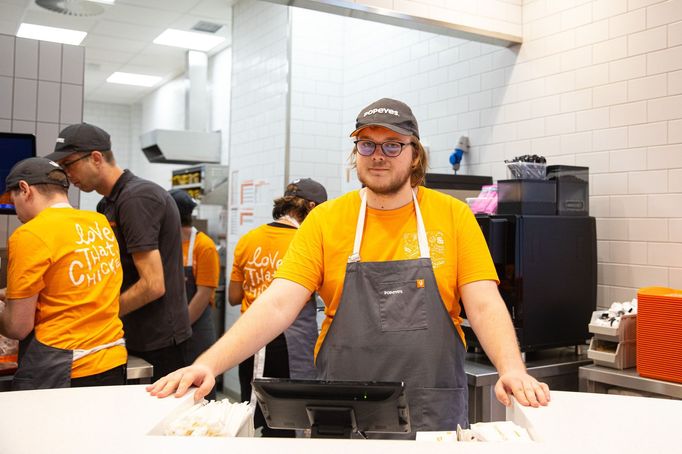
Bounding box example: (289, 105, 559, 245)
(465, 347, 591, 423)
(579, 364, 682, 399)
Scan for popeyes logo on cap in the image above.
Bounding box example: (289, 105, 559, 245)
(363, 107, 399, 117)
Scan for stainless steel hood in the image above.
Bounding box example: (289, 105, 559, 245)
(141, 51, 221, 164)
(140, 129, 221, 164)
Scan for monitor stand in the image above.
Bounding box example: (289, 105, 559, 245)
(306, 406, 358, 438)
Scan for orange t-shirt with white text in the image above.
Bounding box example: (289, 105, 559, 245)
(7, 207, 126, 378)
(230, 224, 297, 313)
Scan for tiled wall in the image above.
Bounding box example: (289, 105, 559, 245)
(0, 34, 84, 247)
(222, 0, 291, 395)
(229, 0, 289, 228)
(82, 101, 139, 211)
(470, 0, 682, 306)
(280, 1, 682, 307)
(289, 8, 345, 196)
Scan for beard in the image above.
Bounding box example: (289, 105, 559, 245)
(357, 162, 412, 196)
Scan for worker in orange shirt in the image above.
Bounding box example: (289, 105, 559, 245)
(0, 157, 126, 390)
(229, 178, 326, 437)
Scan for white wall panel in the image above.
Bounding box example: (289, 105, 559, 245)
(12, 78, 37, 121)
(0, 34, 13, 77)
(61, 44, 84, 85)
(14, 38, 38, 80)
(37, 80, 60, 123)
(39, 41, 62, 82)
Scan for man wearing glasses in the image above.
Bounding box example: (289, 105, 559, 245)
(149, 99, 550, 437)
(46, 123, 192, 382)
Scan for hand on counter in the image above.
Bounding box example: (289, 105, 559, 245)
(495, 370, 550, 408)
(146, 363, 215, 402)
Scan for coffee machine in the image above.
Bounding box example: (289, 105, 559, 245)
(464, 214, 597, 352)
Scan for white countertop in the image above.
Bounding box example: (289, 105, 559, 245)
(1, 386, 680, 453)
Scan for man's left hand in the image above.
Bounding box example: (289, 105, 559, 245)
(494, 370, 550, 408)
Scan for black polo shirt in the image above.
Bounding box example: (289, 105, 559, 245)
(97, 170, 191, 351)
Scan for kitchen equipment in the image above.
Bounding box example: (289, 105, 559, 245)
(464, 214, 597, 352)
(546, 165, 589, 216)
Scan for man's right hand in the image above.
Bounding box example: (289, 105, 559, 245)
(146, 363, 215, 402)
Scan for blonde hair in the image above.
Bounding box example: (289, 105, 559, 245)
(349, 137, 429, 187)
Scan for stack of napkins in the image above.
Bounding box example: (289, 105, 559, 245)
(164, 399, 254, 437)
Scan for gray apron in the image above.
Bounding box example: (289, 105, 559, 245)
(184, 227, 217, 367)
(316, 189, 468, 438)
(283, 296, 318, 379)
(12, 332, 125, 391)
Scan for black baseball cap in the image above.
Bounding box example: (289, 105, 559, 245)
(169, 189, 197, 217)
(45, 123, 111, 161)
(285, 178, 327, 205)
(350, 98, 420, 139)
(5, 157, 70, 191)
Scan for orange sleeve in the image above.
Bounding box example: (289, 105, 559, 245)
(274, 211, 324, 293)
(6, 229, 50, 299)
(194, 234, 219, 288)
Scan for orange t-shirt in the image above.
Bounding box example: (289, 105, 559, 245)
(182, 230, 220, 304)
(6, 207, 126, 378)
(230, 223, 297, 313)
(275, 186, 499, 358)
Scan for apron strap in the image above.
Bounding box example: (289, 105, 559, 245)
(72, 338, 126, 362)
(249, 346, 267, 407)
(349, 188, 430, 263)
(186, 227, 198, 267)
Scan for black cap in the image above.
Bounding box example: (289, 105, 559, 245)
(45, 123, 111, 161)
(350, 98, 419, 139)
(5, 157, 69, 191)
(169, 189, 197, 217)
(284, 178, 327, 205)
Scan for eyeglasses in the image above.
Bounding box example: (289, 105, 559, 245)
(354, 140, 411, 157)
(61, 151, 93, 169)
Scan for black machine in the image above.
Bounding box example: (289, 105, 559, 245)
(252, 378, 410, 438)
(464, 214, 597, 352)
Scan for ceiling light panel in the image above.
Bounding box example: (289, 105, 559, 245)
(17, 23, 87, 45)
(106, 72, 162, 87)
(153, 28, 225, 52)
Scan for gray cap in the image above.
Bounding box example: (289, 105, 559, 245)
(285, 178, 327, 205)
(5, 157, 69, 191)
(45, 123, 111, 161)
(350, 98, 419, 139)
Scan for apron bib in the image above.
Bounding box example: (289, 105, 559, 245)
(316, 189, 468, 438)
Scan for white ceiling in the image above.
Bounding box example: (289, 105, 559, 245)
(0, 0, 233, 104)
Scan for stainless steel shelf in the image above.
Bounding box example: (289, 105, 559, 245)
(579, 364, 682, 399)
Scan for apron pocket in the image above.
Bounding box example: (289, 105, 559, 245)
(414, 387, 468, 432)
(377, 280, 427, 332)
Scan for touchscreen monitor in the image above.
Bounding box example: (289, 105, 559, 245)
(252, 378, 410, 438)
(0, 133, 37, 215)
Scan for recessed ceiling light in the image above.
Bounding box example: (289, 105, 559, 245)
(153, 28, 225, 52)
(106, 72, 162, 87)
(17, 23, 86, 45)
(89, 0, 116, 4)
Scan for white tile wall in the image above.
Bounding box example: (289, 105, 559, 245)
(222, 0, 290, 396)
(0, 34, 84, 245)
